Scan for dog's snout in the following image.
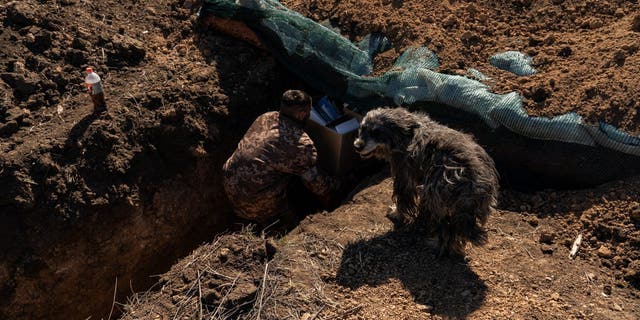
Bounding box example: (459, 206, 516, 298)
(353, 138, 364, 151)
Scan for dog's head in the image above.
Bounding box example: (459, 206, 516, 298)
(353, 108, 422, 160)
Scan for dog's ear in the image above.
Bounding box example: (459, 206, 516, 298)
(395, 110, 421, 137)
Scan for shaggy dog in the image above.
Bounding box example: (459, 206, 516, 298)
(353, 107, 499, 257)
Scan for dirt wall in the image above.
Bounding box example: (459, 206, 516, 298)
(0, 1, 288, 318)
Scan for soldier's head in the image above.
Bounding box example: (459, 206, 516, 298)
(280, 90, 311, 123)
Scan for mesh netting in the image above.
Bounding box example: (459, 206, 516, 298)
(201, 0, 640, 157)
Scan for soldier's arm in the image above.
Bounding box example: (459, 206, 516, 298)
(300, 166, 341, 197)
(278, 133, 341, 197)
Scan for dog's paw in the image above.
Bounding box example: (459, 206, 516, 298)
(386, 204, 406, 226)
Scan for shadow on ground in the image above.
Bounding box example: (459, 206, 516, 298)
(336, 228, 487, 318)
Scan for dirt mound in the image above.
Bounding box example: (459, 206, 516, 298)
(123, 174, 640, 319)
(122, 232, 277, 319)
(283, 0, 640, 135)
(0, 0, 287, 319)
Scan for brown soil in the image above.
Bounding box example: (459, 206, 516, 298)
(283, 0, 640, 135)
(1, 0, 639, 319)
(0, 0, 288, 319)
(123, 173, 640, 319)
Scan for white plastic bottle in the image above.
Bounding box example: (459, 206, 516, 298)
(84, 67, 106, 112)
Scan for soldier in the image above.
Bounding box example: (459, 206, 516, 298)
(222, 90, 340, 227)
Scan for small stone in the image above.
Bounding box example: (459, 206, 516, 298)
(541, 244, 554, 254)
(597, 246, 613, 259)
(443, 14, 458, 28)
(531, 86, 550, 103)
(612, 303, 623, 311)
(603, 285, 612, 296)
(226, 282, 258, 305)
(558, 46, 572, 57)
(589, 19, 603, 29)
(5, 107, 27, 122)
(550, 292, 560, 300)
(539, 228, 556, 244)
(6, 2, 39, 26)
(65, 49, 87, 67)
(632, 14, 640, 32)
(0, 120, 19, 136)
(460, 31, 481, 46)
(630, 203, 640, 222)
(417, 304, 433, 312)
(218, 248, 230, 262)
(71, 37, 90, 51)
(543, 35, 556, 45)
(10, 61, 26, 74)
(527, 216, 539, 227)
(613, 50, 626, 66)
(624, 260, 639, 283)
(21, 117, 34, 127)
(528, 36, 543, 47)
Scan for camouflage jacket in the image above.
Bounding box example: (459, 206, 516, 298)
(222, 111, 337, 223)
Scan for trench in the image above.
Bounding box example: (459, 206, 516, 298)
(4, 31, 639, 320)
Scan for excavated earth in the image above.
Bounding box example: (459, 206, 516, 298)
(0, 0, 639, 319)
(123, 174, 640, 319)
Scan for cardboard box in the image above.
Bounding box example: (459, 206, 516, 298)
(305, 109, 362, 176)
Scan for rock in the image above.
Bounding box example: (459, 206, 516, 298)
(6, 2, 39, 26)
(0, 72, 39, 100)
(417, 304, 433, 312)
(613, 50, 626, 66)
(543, 35, 556, 45)
(528, 36, 543, 47)
(624, 260, 639, 284)
(5, 107, 26, 123)
(29, 30, 53, 53)
(10, 61, 26, 74)
(21, 117, 34, 127)
(632, 14, 640, 32)
(107, 34, 146, 66)
(460, 31, 481, 47)
(443, 14, 458, 28)
(71, 37, 90, 51)
(225, 282, 257, 306)
(65, 49, 87, 67)
(588, 19, 603, 29)
(558, 46, 572, 57)
(527, 216, 539, 227)
(531, 86, 550, 103)
(603, 284, 612, 296)
(0, 120, 19, 136)
(630, 203, 640, 223)
(597, 246, 613, 259)
(539, 229, 556, 244)
(541, 244, 554, 254)
(143, 91, 163, 109)
(218, 248, 230, 262)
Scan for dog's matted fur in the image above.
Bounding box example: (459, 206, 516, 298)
(354, 107, 499, 256)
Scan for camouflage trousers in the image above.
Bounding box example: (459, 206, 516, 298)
(222, 178, 293, 226)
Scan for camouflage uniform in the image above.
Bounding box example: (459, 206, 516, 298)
(222, 111, 338, 224)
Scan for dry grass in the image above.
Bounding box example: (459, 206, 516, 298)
(120, 225, 353, 320)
